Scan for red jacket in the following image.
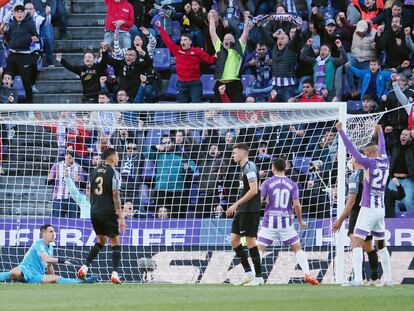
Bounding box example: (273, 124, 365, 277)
(105, 0, 134, 32)
(409, 104, 414, 130)
(297, 93, 325, 103)
(159, 26, 215, 82)
(351, 0, 384, 29)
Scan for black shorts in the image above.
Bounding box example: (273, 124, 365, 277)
(231, 212, 260, 237)
(91, 213, 119, 238)
(348, 215, 373, 241)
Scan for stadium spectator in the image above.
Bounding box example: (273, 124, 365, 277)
(242, 41, 273, 101)
(0, 72, 18, 103)
(213, 0, 245, 38)
(112, 128, 139, 158)
(348, 0, 384, 29)
(197, 143, 225, 218)
(372, 1, 412, 29)
(56, 52, 106, 103)
(311, 8, 342, 57)
(154, 18, 215, 103)
(380, 73, 412, 149)
(375, 16, 411, 69)
(47, 149, 86, 218)
(288, 79, 325, 102)
(101, 43, 151, 100)
(146, 135, 197, 218)
(114, 26, 157, 59)
(120, 142, 142, 199)
(300, 39, 347, 101)
(204, 8, 227, 55)
(254, 141, 273, 182)
(4, 4, 39, 103)
(388, 129, 414, 214)
(385, 177, 406, 217)
(360, 95, 380, 114)
(209, 9, 253, 103)
(183, 0, 208, 48)
(104, 0, 134, 49)
(346, 58, 392, 102)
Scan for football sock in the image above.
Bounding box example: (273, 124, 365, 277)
(0, 271, 11, 282)
(234, 244, 251, 273)
(367, 250, 379, 280)
(85, 242, 104, 267)
(57, 277, 81, 284)
(352, 247, 363, 282)
(248, 246, 262, 277)
(112, 245, 121, 273)
(296, 250, 310, 274)
(378, 247, 392, 283)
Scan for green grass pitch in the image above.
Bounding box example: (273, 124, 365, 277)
(0, 284, 413, 311)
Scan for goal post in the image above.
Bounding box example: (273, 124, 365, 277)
(0, 102, 356, 284)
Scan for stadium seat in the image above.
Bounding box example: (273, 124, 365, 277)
(154, 48, 171, 72)
(293, 156, 312, 174)
(13, 76, 26, 100)
(170, 21, 182, 43)
(144, 129, 170, 146)
(200, 74, 215, 98)
(347, 100, 363, 114)
(164, 74, 178, 98)
(141, 159, 155, 181)
(154, 111, 178, 123)
(241, 75, 255, 94)
(0, 49, 9, 68)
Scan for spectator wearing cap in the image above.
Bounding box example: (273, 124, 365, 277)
(104, 0, 134, 49)
(342, 17, 377, 97)
(4, 4, 39, 103)
(346, 58, 392, 102)
(311, 8, 342, 57)
(209, 9, 253, 103)
(375, 16, 411, 70)
(47, 149, 87, 218)
(154, 17, 216, 103)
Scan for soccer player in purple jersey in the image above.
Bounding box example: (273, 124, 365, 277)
(336, 122, 392, 286)
(257, 158, 319, 285)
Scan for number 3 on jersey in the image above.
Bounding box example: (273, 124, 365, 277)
(371, 168, 389, 189)
(94, 176, 103, 195)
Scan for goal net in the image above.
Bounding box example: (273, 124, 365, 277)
(0, 103, 381, 284)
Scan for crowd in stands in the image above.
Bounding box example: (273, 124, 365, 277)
(0, 0, 414, 219)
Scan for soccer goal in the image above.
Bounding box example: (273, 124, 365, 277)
(0, 102, 381, 284)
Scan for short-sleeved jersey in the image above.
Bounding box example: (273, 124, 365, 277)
(19, 239, 53, 276)
(261, 175, 299, 229)
(237, 161, 261, 213)
(361, 156, 389, 209)
(348, 169, 363, 218)
(90, 164, 122, 216)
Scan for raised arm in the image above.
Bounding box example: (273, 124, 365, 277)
(336, 122, 371, 168)
(375, 124, 387, 157)
(392, 79, 412, 114)
(240, 20, 253, 46)
(208, 10, 219, 46)
(158, 25, 180, 56)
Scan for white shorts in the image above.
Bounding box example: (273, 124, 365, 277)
(257, 225, 299, 247)
(354, 207, 385, 240)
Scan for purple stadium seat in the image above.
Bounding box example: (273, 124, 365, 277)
(293, 156, 312, 174)
(154, 48, 171, 72)
(141, 159, 155, 181)
(145, 129, 170, 146)
(170, 21, 182, 43)
(200, 74, 215, 98)
(0, 49, 9, 68)
(154, 111, 178, 123)
(347, 101, 362, 114)
(13, 76, 26, 100)
(241, 74, 255, 93)
(164, 74, 178, 97)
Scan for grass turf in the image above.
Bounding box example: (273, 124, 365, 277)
(0, 284, 412, 311)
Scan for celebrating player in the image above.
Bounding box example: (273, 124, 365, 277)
(0, 224, 96, 284)
(226, 143, 263, 286)
(77, 148, 126, 284)
(336, 122, 392, 286)
(257, 158, 319, 285)
(332, 157, 379, 284)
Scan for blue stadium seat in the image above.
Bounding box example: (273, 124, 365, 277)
(241, 74, 255, 94)
(347, 100, 362, 114)
(293, 156, 312, 174)
(141, 159, 155, 181)
(154, 111, 178, 123)
(154, 48, 171, 72)
(0, 49, 9, 68)
(145, 129, 170, 146)
(164, 74, 178, 98)
(13, 76, 26, 100)
(200, 74, 215, 98)
(170, 20, 182, 43)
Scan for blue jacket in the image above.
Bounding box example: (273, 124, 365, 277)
(349, 66, 392, 100)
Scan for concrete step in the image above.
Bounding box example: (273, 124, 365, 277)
(55, 39, 102, 53)
(0, 175, 49, 187)
(3, 161, 53, 175)
(53, 26, 104, 40)
(67, 13, 106, 27)
(72, 0, 107, 14)
(33, 93, 83, 104)
(38, 67, 79, 80)
(36, 80, 82, 94)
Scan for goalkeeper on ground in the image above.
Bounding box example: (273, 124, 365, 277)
(0, 224, 96, 284)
